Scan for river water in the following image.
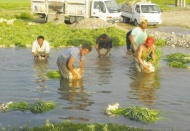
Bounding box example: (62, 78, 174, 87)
(0, 46, 190, 131)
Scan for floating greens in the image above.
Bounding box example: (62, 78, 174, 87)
(105, 103, 162, 123)
(0, 100, 56, 113)
(46, 70, 61, 78)
(165, 53, 190, 68)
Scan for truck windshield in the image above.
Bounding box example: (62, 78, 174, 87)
(141, 5, 160, 13)
(105, 1, 120, 13)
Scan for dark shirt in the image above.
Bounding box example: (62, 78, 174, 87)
(96, 35, 112, 49)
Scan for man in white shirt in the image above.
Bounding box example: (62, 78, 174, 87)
(32, 36, 50, 60)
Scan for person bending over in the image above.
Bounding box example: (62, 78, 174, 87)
(32, 36, 50, 60)
(57, 44, 92, 79)
(95, 34, 112, 57)
(134, 37, 156, 72)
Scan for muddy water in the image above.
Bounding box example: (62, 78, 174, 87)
(0, 46, 190, 131)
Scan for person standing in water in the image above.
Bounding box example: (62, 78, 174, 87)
(95, 34, 112, 57)
(32, 36, 50, 60)
(134, 37, 156, 72)
(57, 44, 92, 79)
(127, 19, 148, 54)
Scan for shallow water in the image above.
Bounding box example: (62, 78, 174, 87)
(0, 46, 190, 131)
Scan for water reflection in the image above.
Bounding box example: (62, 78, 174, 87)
(58, 78, 93, 111)
(128, 69, 160, 105)
(95, 57, 112, 85)
(33, 60, 48, 92)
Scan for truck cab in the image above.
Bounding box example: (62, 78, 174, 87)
(91, 0, 122, 22)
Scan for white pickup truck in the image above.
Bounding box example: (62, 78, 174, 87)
(120, 2, 162, 26)
(31, 0, 122, 23)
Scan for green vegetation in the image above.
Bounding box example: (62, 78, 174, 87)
(46, 70, 61, 78)
(0, 0, 30, 19)
(168, 61, 187, 68)
(165, 53, 190, 68)
(105, 103, 162, 123)
(1, 100, 56, 113)
(154, 39, 166, 47)
(0, 21, 126, 47)
(9, 121, 149, 131)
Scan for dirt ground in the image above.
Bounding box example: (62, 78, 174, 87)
(162, 9, 190, 28)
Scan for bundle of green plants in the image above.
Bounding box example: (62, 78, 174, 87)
(146, 48, 163, 69)
(46, 70, 61, 78)
(168, 61, 187, 68)
(165, 53, 190, 68)
(154, 39, 166, 47)
(105, 103, 162, 123)
(0, 100, 56, 113)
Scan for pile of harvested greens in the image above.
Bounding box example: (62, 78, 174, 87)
(165, 53, 190, 68)
(0, 100, 56, 113)
(105, 103, 162, 123)
(46, 70, 61, 78)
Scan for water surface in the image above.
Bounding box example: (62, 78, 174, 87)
(0, 46, 190, 131)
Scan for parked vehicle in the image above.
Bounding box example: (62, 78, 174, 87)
(120, 1, 162, 26)
(31, 0, 122, 23)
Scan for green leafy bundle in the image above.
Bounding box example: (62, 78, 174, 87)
(165, 53, 190, 68)
(46, 70, 61, 78)
(168, 61, 187, 68)
(105, 103, 162, 123)
(7, 100, 56, 113)
(113, 106, 161, 123)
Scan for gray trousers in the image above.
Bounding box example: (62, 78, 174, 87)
(57, 61, 69, 79)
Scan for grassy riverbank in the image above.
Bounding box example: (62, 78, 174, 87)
(2, 121, 153, 131)
(0, 21, 126, 47)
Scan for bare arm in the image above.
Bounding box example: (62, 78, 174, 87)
(137, 44, 147, 68)
(129, 34, 137, 51)
(32, 52, 39, 60)
(45, 53, 49, 60)
(79, 59, 84, 75)
(151, 45, 156, 64)
(95, 44, 101, 56)
(68, 56, 78, 79)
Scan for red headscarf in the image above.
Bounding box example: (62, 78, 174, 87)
(145, 37, 154, 46)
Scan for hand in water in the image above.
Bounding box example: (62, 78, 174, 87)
(143, 66, 150, 73)
(72, 72, 78, 80)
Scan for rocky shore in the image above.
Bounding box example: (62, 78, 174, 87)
(148, 30, 190, 48)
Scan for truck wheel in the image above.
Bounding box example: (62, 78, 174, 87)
(134, 19, 138, 26)
(45, 15, 48, 22)
(123, 17, 130, 23)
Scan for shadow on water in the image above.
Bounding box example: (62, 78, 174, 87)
(95, 57, 113, 86)
(128, 68, 160, 106)
(33, 60, 48, 92)
(58, 78, 94, 111)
